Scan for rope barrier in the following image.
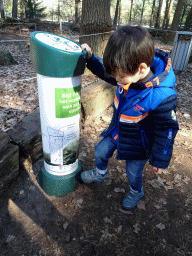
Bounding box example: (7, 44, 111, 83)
(0, 30, 113, 43)
(0, 39, 29, 43)
(0, 27, 184, 43)
(69, 31, 114, 39)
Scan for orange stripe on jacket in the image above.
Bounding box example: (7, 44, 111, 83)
(120, 112, 148, 121)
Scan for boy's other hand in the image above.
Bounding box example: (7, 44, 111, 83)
(81, 43, 93, 60)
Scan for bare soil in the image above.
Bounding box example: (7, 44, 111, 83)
(0, 23, 192, 256)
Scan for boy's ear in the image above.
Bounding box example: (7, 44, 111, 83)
(139, 63, 148, 74)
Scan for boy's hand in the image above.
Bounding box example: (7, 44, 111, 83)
(81, 43, 93, 60)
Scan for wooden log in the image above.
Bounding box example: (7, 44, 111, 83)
(0, 129, 10, 151)
(81, 80, 116, 123)
(0, 142, 19, 193)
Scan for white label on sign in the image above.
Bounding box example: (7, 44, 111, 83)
(35, 33, 82, 52)
(37, 74, 81, 175)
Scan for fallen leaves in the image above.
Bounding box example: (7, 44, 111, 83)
(116, 225, 122, 233)
(133, 223, 140, 233)
(72, 198, 84, 208)
(114, 187, 125, 193)
(63, 221, 68, 231)
(148, 173, 191, 191)
(156, 223, 166, 230)
(137, 200, 146, 210)
(6, 235, 16, 243)
(103, 217, 112, 224)
(100, 228, 113, 241)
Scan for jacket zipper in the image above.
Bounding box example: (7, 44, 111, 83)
(141, 129, 150, 156)
(163, 128, 173, 155)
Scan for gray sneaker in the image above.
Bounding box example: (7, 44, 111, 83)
(81, 168, 107, 183)
(122, 187, 144, 210)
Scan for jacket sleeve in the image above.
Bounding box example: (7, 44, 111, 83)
(86, 53, 117, 86)
(149, 95, 179, 169)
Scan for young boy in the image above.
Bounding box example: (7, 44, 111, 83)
(81, 25, 179, 210)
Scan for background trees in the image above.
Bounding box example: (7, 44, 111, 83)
(75, 0, 81, 25)
(185, 4, 192, 30)
(12, 0, 18, 18)
(0, 0, 192, 39)
(22, 0, 46, 20)
(0, 0, 5, 19)
(113, 0, 121, 29)
(168, 0, 185, 41)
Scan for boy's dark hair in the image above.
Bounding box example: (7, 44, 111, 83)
(103, 25, 155, 76)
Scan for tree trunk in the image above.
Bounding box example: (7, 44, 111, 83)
(129, 0, 134, 23)
(80, 0, 112, 57)
(168, 0, 185, 42)
(185, 4, 192, 30)
(150, 0, 156, 27)
(180, 1, 187, 27)
(12, 0, 18, 19)
(162, 0, 169, 28)
(113, 0, 121, 29)
(118, 0, 122, 24)
(57, 3, 60, 22)
(0, 0, 5, 19)
(75, 0, 81, 25)
(140, 0, 146, 25)
(165, 0, 174, 28)
(155, 0, 163, 28)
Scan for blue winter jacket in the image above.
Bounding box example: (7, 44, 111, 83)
(86, 49, 179, 169)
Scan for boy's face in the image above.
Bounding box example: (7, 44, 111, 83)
(115, 70, 141, 85)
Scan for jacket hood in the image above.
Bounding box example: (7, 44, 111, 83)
(130, 49, 176, 90)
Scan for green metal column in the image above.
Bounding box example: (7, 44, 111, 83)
(30, 32, 86, 196)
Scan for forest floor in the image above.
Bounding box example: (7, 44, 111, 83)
(0, 22, 192, 256)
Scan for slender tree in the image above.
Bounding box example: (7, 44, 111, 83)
(0, 0, 5, 19)
(129, 0, 134, 23)
(12, 0, 18, 19)
(150, 0, 156, 27)
(165, 0, 174, 28)
(180, 0, 188, 26)
(140, 0, 146, 25)
(57, 2, 60, 21)
(155, 0, 163, 28)
(162, 0, 170, 28)
(118, 0, 122, 24)
(75, 0, 81, 25)
(113, 0, 121, 29)
(80, 0, 112, 57)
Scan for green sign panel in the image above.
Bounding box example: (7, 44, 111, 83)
(55, 85, 81, 118)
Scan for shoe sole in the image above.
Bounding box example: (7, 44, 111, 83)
(80, 174, 105, 184)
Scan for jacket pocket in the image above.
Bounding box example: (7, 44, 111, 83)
(141, 129, 150, 156)
(163, 128, 173, 155)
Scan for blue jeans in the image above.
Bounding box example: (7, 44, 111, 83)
(95, 136, 148, 192)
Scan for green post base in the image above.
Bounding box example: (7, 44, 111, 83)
(39, 161, 82, 197)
